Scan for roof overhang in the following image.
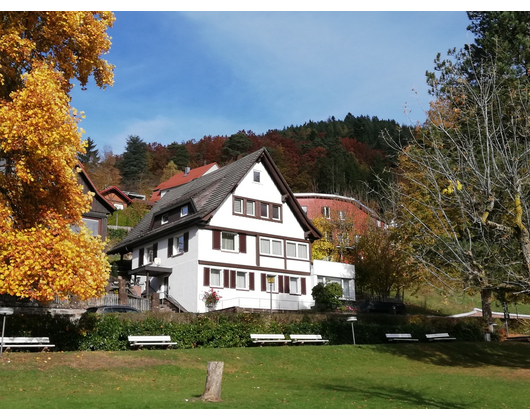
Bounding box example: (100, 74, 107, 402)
(128, 265, 173, 276)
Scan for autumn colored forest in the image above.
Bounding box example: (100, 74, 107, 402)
(81, 113, 413, 209)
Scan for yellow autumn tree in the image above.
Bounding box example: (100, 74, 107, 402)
(0, 12, 115, 301)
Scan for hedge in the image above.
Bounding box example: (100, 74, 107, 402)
(0, 311, 489, 351)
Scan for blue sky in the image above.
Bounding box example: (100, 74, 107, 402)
(70, 10, 474, 155)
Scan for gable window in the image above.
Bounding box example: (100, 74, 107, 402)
(338, 210, 346, 220)
(253, 170, 261, 183)
(272, 205, 281, 220)
(234, 198, 243, 214)
(246, 200, 255, 216)
(161, 213, 169, 224)
(260, 237, 282, 256)
(322, 206, 331, 219)
(260, 202, 269, 218)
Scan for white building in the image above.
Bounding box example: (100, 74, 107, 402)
(109, 148, 354, 313)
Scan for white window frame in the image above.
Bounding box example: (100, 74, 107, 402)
(272, 204, 281, 221)
(289, 276, 300, 295)
(236, 271, 248, 290)
(301, 206, 308, 214)
(161, 213, 169, 224)
(322, 206, 331, 219)
(246, 200, 255, 216)
(181, 205, 189, 217)
(173, 234, 185, 255)
(221, 231, 238, 252)
(210, 268, 222, 287)
(260, 202, 269, 218)
(260, 237, 283, 257)
(234, 198, 243, 214)
(286, 241, 308, 260)
(81, 217, 100, 237)
(338, 210, 346, 220)
(253, 170, 261, 183)
(145, 246, 154, 264)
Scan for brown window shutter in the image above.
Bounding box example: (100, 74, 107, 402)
(183, 232, 189, 252)
(213, 230, 221, 250)
(203, 267, 210, 286)
(301, 277, 307, 295)
(249, 272, 255, 290)
(239, 233, 246, 253)
(139, 248, 144, 266)
(167, 237, 173, 258)
(278, 275, 284, 293)
(261, 273, 266, 291)
(224, 270, 230, 288)
(284, 276, 290, 294)
(230, 270, 236, 289)
(153, 243, 158, 258)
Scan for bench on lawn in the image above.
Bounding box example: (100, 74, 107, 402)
(426, 333, 456, 341)
(0, 337, 55, 352)
(290, 334, 329, 345)
(385, 333, 418, 342)
(128, 335, 177, 349)
(250, 334, 291, 346)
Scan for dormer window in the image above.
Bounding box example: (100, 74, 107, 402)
(181, 205, 189, 217)
(161, 213, 169, 224)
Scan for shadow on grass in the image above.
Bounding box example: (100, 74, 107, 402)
(369, 341, 530, 369)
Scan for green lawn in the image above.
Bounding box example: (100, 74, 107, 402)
(1, 342, 528, 409)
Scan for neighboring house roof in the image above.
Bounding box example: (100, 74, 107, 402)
(108, 148, 321, 255)
(77, 163, 115, 214)
(149, 162, 219, 202)
(100, 186, 134, 206)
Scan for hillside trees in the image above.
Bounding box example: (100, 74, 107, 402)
(0, 12, 114, 301)
(117, 135, 149, 193)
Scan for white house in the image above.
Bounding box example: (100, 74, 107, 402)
(108, 148, 355, 313)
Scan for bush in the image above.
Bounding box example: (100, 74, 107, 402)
(312, 283, 343, 311)
(2, 311, 487, 351)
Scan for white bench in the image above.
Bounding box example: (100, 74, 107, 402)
(250, 334, 291, 346)
(128, 335, 177, 349)
(386, 333, 418, 342)
(290, 334, 329, 345)
(426, 333, 456, 341)
(0, 337, 55, 352)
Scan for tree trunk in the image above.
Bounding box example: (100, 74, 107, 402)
(200, 361, 224, 402)
(481, 288, 494, 325)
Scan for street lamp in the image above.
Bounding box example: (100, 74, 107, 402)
(267, 275, 275, 315)
(0, 307, 14, 356)
(346, 316, 357, 345)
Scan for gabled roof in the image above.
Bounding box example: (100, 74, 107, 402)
(149, 162, 219, 202)
(100, 186, 134, 205)
(108, 148, 321, 255)
(77, 163, 115, 214)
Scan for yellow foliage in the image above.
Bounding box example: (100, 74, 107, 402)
(0, 12, 114, 301)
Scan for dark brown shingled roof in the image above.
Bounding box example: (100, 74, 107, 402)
(107, 147, 320, 255)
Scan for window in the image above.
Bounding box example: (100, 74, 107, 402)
(145, 246, 154, 264)
(272, 205, 281, 220)
(322, 206, 331, 219)
(301, 206, 307, 214)
(260, 202, 269, 218)
(173, 234, 185, 255)
(234, 198, 243, 214)
(338, 210, 346, 220)
(210, 268, 221, 287)
(286, 242, 308, 259)
(253, 171, 261, 183)
(260, 238, 282, 256)
(82, 218, 100, 236)
(246, 200, 255, 216)
(318, 276, 355, 299)
(236, 271, 248, 289)
(290, 277, 300, 294)
(181, 205, 189, 217)
(221, 232, 237, 251)
(114, 203, 124, 210)
(161, 213, 169, 224)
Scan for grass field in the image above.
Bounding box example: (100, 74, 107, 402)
(1, 341, 528, 409)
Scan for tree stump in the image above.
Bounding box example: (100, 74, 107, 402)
(200, 361, 224, 402)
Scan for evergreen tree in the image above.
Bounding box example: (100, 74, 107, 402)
(118, 135, 149, 192)
(77, 137, 100, 170)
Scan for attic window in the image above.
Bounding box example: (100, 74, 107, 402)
(161, 213, 169, 224)
(181, 205, 189, 217)
(253, 170, 261, 183)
